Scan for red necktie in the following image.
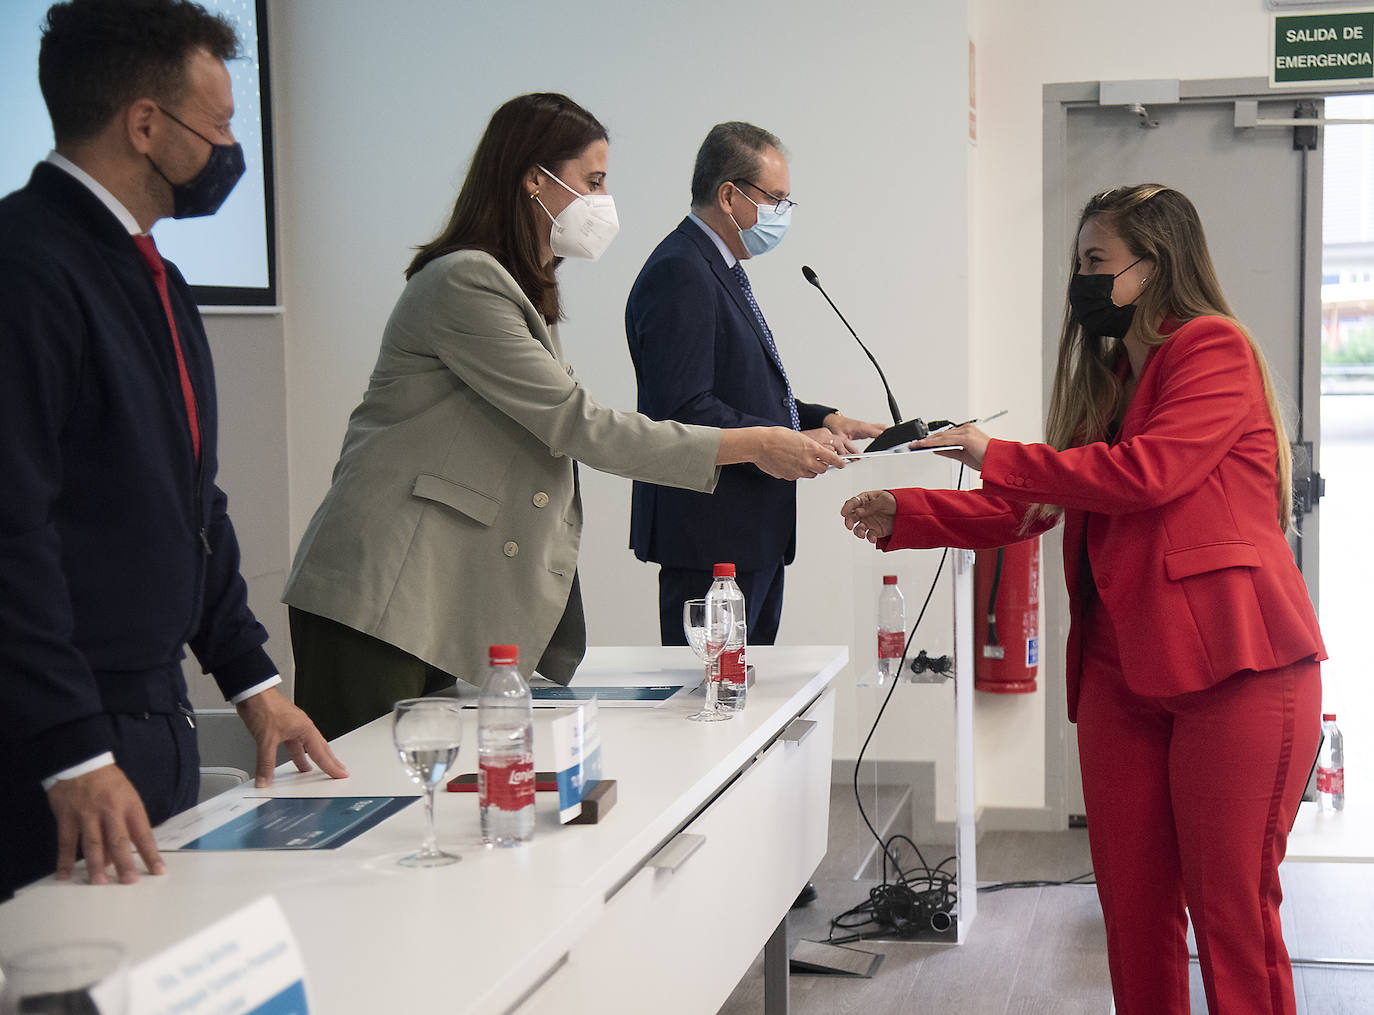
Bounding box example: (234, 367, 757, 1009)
(132, 234, 201, 461)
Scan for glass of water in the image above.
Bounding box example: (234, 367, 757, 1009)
(0, 940, 127, 1015)
(392, 698, 464, 867)
(683, 597, 734, 722)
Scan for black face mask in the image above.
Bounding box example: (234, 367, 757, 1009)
(147, 107, 245, 219)
(1068, 257, 1144, 338)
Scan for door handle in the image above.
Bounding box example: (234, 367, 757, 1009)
(781, 718, 817, 745)
(647, 833, 706, 873)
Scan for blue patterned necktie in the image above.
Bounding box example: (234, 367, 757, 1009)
(730, 262, 801, 430)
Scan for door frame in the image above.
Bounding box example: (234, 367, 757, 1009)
(1039, 75, 1367, 827)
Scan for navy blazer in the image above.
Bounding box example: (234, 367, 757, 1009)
(626, 218, 834, 570)
(0, 163, 274, 779)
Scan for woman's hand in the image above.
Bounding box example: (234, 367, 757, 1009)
(717, 427, 846, 479)
(841, 490, 897, 544)
(758, 427, 846, 479)
(913, 423, 990, 471)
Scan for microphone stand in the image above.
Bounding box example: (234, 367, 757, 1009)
(801, 265, 928, 452)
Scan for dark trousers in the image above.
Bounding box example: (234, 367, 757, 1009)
(657, 559, 785, 647)
(1076, 600, 1321, 1015)
(0, 680, 199, 900)
(289, 608, 455, 742)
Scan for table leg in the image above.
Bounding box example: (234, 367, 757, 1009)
(764, 914, 789, 1015)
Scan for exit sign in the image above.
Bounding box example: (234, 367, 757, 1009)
(1272, 10, 1374, 86)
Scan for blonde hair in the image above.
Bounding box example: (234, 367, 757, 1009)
(1033, 184, 1292, 530)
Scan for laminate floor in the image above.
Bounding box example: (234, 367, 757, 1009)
(718, 792, 1374, 1014)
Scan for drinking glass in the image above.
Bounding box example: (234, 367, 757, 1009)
(683, 597, 735, 722)
(392, 698, 464, 867)
(0, 940, 127, 1015)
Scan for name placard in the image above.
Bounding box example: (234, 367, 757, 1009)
(550, 699, 603, 823)
(127, 896, 310, 1014)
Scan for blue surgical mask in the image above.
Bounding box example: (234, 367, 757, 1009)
(731, 194, 791, 257)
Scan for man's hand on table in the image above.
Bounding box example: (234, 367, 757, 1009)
(236, 686, 349, 788)
(46, 764, 164, 885)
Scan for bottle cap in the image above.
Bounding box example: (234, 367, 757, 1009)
(712, 563, 736, 578)
(1322, 713, 1336, 722)
(883, 575, 898, 585)
(489, 644, 519, 665)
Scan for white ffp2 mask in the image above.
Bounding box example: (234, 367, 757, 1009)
(536, 165, 619, 260)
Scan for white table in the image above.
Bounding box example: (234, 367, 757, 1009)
(0, 645, 845, 1014)
(1285, 801, 1374, 863)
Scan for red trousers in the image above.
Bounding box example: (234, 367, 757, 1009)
(1076, 601, 1321, 1014)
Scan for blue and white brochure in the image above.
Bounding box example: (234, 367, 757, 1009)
(156, 796, 416, 851)
(532, 684, 680, 704)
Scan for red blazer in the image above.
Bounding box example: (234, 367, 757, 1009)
(881, 316, 1324, 720)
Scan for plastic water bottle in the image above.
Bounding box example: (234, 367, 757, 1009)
(877, 574, 906, 685)
(1317, 713, 1345, 812)
(708, 563, 748, 712)
(479, 644, 535, 845)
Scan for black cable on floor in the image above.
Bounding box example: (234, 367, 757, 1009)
(977, 872, 1096, 893)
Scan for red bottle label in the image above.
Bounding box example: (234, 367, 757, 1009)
(1317, 766, 1344, 796)
(480, 752, 535, 812)
(878, 631, 905, 660)
(717, 647, 746, 685)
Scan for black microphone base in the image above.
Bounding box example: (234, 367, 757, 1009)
(865, 418, 929, 453)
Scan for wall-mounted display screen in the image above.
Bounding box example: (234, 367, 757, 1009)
(0, 0, 277, 307)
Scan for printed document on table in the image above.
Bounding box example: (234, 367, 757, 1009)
(524, 662, 703, 707)
(530, 685, 685, 707)
(156, 794, 416, 850)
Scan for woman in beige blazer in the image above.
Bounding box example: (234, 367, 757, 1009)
(283, 93, 844, 740)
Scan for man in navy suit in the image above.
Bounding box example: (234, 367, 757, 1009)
(627, 122, 883, 646)
(0, 0, 344, 900)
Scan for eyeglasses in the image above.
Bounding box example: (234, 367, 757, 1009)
(731, 179, 797, 215)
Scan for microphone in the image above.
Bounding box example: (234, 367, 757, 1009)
(801, 265, 929, 453)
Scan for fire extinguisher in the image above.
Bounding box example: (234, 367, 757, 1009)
(973, 537, 1039, 693)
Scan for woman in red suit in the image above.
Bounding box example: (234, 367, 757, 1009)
(842, 184, 1324, 1015)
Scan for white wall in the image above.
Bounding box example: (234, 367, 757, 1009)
(188, 313, 291, 708)
(273, 0, 974, 800)
(972, 0, 1278, 446)
(275, 0, 971, 538)
(0, 0, 1301, 817)
(266, 0, 1288, 820)
(969, 0, 1282, 810)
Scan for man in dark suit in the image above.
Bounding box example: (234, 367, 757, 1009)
(626, 122, 882, 646)
(0, 0, 345, 901)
